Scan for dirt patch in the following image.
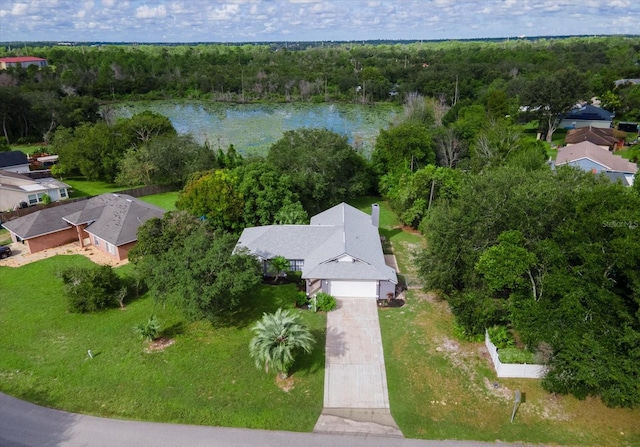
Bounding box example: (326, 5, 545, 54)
(398, 225, 421, 235)
(0, 241, 127, 268)
(144, 337, 175, 353)
(275, 375, 295, 392)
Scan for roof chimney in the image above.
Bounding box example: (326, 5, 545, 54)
(371, 203, 380, 228)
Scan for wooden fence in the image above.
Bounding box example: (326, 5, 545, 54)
(0, 185, 176, 224)
(485, 330, 546, 379)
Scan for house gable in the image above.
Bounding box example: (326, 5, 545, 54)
(236, 202, 397, 288)
(556, 141, 638, 175)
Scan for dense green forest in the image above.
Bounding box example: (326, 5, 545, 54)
(2, 37, 640, 408)
(1, 37, 640, 144)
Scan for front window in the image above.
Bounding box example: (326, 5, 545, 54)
(106, 242, 116, 255)
(289, 259, 304, 272)
(28, 194, 37, 205)
(60, 189, 67, 198)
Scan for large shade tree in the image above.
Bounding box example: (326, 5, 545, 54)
(267, 128, 373, 215)
(249, 308, 315, 379)
(130, 212, 262, 326)
(417, 165, 640, 407)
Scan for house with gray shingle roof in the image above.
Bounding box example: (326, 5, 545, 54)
(0, 151, 30, 173)
(554, 141, 638, 187)
(236, 202, 398, 299)
(2, 193, 164, 261)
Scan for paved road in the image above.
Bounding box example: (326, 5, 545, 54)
(0, 393, 542, 447)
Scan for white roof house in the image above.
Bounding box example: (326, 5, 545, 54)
(0, 171, 71, 211)
(236, 202, 398, 299)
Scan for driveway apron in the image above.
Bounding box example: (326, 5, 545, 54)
(314, 297, 403, 437)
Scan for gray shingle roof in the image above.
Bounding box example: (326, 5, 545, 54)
(236, 202, 397, 283)
(0, 151, 28, 169)
(556, 141, 638, 174)
(2, 193, 165, 246)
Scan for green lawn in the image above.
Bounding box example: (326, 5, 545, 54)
(139, 191, 180, 211)
(0, 228, 11, 246)
(64, 177, 129, 198)
(0, 256, 325, 430)
(10, 144, 47, 155)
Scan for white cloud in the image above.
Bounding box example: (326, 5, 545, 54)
(0, 0, 638, 43)
(207, 4, 240, 21)
(136, 4, 167, 19)
(10, 2, 28, 15)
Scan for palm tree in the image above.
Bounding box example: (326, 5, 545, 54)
(249, 308, 315, 379)
(269, 255, 290, 283)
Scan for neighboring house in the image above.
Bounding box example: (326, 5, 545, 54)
(0, 151, 30, 173)
(236, 202, 398, 299)
(554, 141, 638, 186)
(2, 193, 165, 261)
(565, 126, 621, 151)
(618, 122, 639, 136)
(614, 79, 640, 87)
(0, 56, 48, 69)
(0, 171, 71, 211)
(559, 104, 614, 129)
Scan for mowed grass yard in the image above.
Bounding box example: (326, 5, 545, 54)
(0, 256, 326, 430)
(351, 198, 640, 446)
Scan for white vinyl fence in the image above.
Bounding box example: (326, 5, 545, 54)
(485, 330, 546, 379)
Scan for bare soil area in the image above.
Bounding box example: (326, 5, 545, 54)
(0, 241, 128, 268)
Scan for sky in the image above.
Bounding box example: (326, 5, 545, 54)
(0, 0, 639, 43)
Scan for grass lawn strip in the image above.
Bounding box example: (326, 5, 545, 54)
(64, 178, 129, 198)
(138, 191, 180, 211)
(0, 255, 325, 431)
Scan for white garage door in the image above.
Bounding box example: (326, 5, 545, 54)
(328, 280, 377, 298)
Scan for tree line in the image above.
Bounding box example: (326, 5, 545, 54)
(2, 36, 640, 144)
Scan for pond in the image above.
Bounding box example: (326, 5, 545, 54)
(108, 101, 399, 157)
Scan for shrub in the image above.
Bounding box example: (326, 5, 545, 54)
(487, 325, 515, 349)
(295, 291, 308, 307)
(135, 316, 161, 341)
(41, 194, 52, 205)
(315, 292, 337, 312)
(447, 290, 509, 337)
(498, 347, 536, 364)
(59, 265, 122, 313)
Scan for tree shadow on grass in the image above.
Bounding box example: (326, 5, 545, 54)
(161, 321, 185, 338)
(230, 283, 300, 329)
(289, 328, 326, 377)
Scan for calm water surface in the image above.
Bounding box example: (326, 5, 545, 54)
(110, 101, 399, 157)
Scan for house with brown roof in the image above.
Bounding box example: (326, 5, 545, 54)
(0, 56, 47, 70)
(555, 141, 638, 187)
(2, 194, 164, 261)
(565, 126, 622, 151)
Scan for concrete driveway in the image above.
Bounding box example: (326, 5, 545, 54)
(314, 297, 402, 437)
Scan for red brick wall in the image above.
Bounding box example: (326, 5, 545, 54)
(117, 241, 137, 261)
(27, 227, 78, 253)
(91, 238, 136, 261)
